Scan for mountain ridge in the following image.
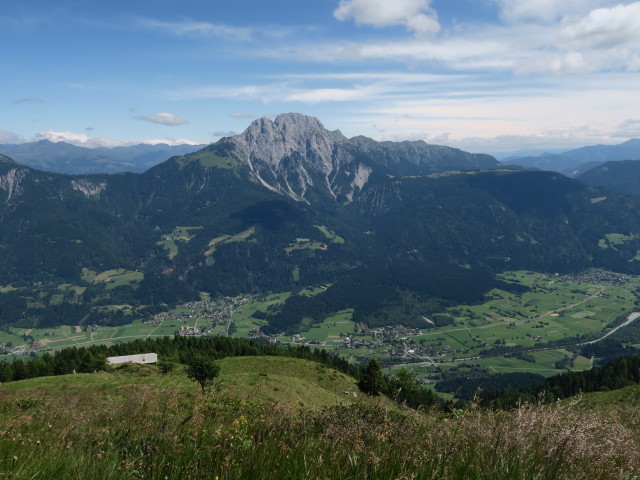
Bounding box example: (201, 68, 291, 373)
(214, 113, 501, 203)
(2, 113, 640, 332)
(0, 140, 205, 174)
(576, 159, 640, 195)
(505, 138, 640, 177)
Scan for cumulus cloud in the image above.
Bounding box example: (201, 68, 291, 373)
(134, 112, 189, 126)
(494, 0, 609, 23)
(334, 0, 440, 36)
(561, 3, 640, 50)
(234, 1, 634, 75)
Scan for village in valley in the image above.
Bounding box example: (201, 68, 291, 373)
(2, 269, 640, 386)
(146, 296, 252, 337)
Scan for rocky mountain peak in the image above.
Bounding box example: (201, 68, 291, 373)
(230, 113, 346, 171)
(223, 113, 357, 203)
(215, 112, 498, 204)
(273, 112, 344, 140)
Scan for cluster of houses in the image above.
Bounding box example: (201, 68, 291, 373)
(145, 296, 251, 336)
(1, 344, 36, 356)
(559, 269, 631, 288)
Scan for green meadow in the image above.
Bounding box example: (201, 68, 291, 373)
(5, 269, 640, 386)
(81, 268, 144, 289)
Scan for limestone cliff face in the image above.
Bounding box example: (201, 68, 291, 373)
(226, 113, 366, 203)
(224, 113, 499, 204)
(70, 179, 107, 199)
(230, 113, 346, 171)
(0, 167, 28, 203)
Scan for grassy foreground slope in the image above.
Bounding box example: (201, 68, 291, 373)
(2, 357, 640, 480)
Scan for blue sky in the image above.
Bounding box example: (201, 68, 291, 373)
(2, 0, 640, 155)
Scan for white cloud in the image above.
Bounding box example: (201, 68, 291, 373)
(252, 2, 640, 75)
(334, 0, 440, 36)
(137, 18, 253, 42)
(494, 0, 610, 23)
(561, 3, 640, 50)
(0, 127, 23, 144)
(211, 130, 238, 138)
(284, 85, 387, 103)
(134, 112, 189, 126)
(142, 138, 200, 146)
(315, 70, 640, 154)
(35, 129, 133, 148)
(229, 112, 256, 119)
(613, 119, 640, 137)
(171, 76, 436, 105)
(33, 129, 199, 148)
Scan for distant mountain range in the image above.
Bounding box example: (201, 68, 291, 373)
(503, 139, 640, 177)
(2, 113, 640, 334)
(0, 140, 205, 174)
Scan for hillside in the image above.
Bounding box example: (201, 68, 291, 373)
(2, 115, 640, 335)
(0, 356, 367, 410)
(576, 159, 640, 195)
(1, 357, 639, 479)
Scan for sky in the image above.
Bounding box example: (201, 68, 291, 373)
(2, 0, 640, 157)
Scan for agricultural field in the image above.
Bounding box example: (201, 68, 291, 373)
(277, 310, 356, 347)
(598, 232, 640, 250)
(230, 291, 292, 337)
(2, 319, 182, 354)
(4, 270, 640, 388)
(285, 238, 327, 254)
(368, 270, 640, 383)
(81, 268, 144, 289)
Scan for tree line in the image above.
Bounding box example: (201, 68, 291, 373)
(482, 353, 640, 409)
